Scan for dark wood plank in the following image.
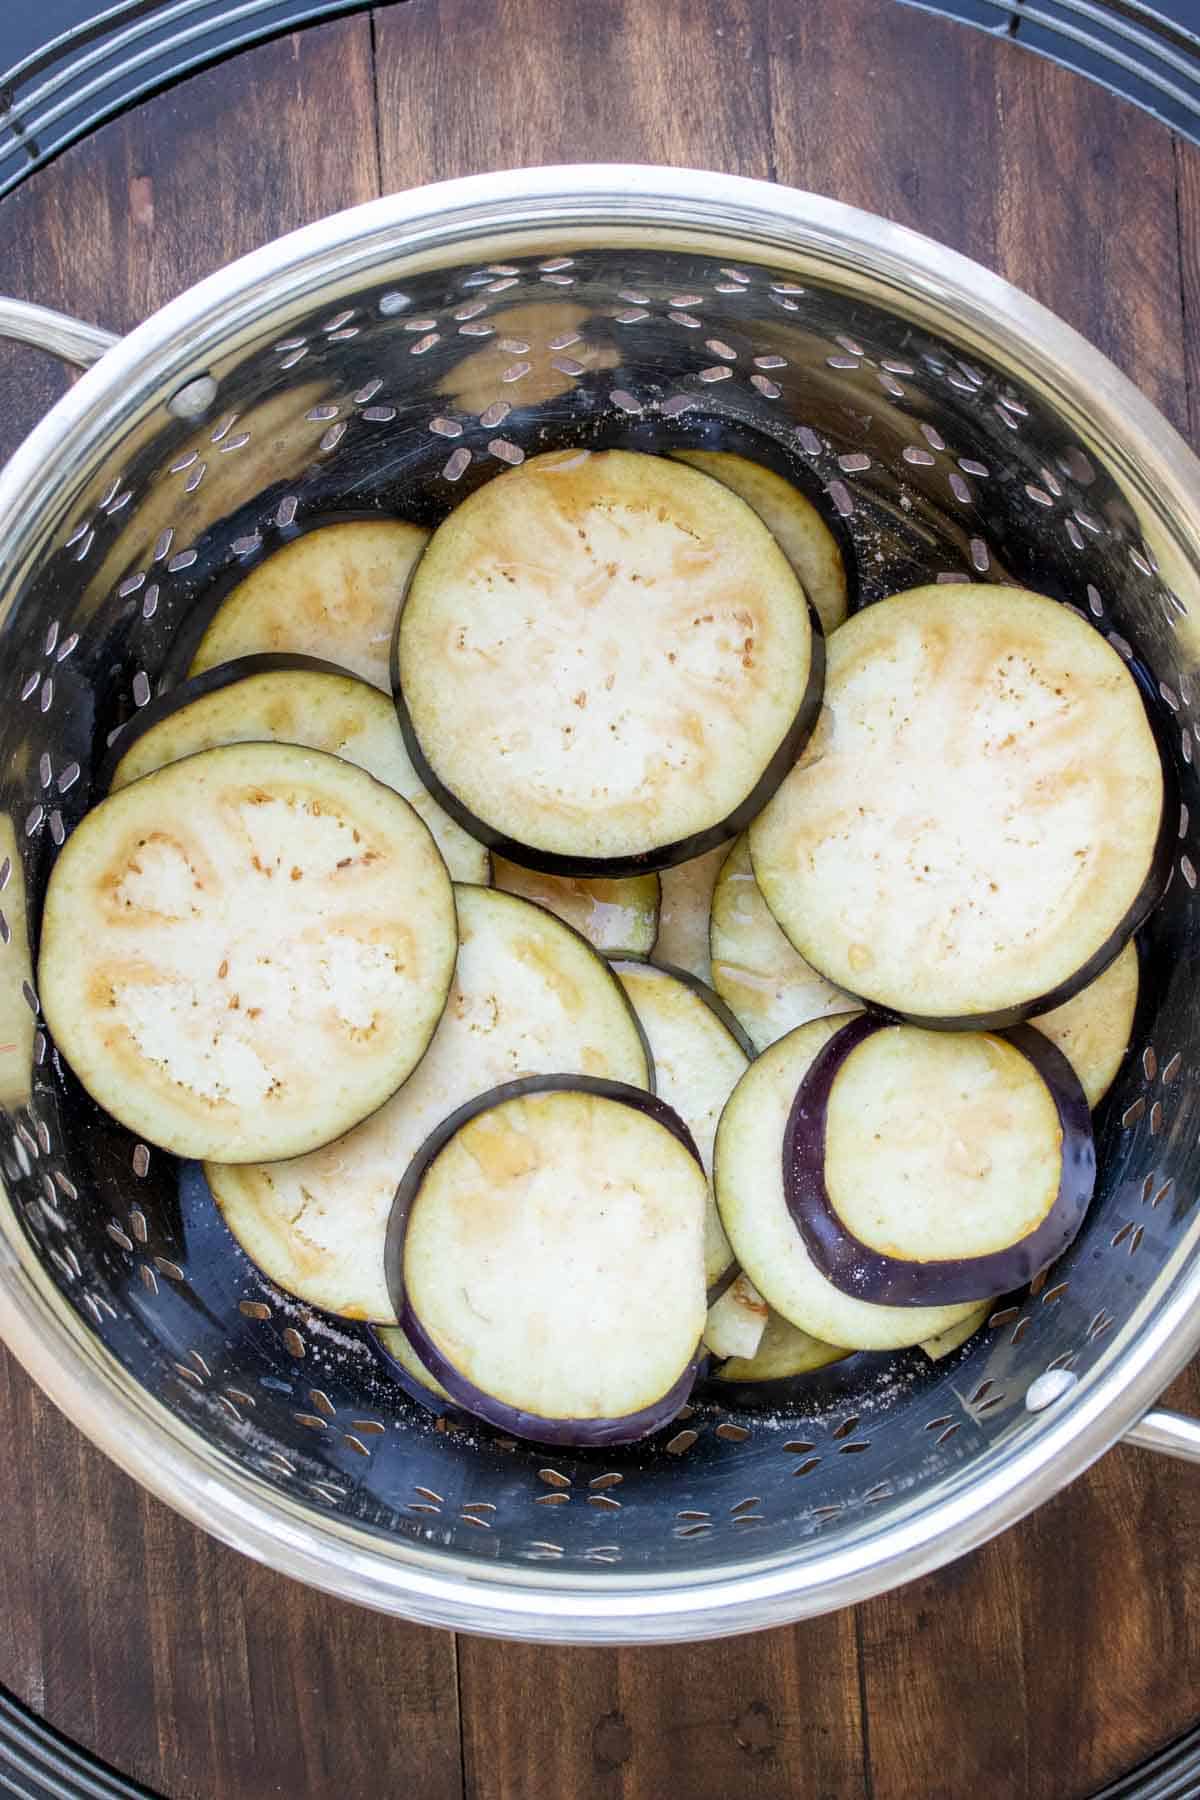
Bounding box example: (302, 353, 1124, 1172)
(375, 0, 775, 185)
(0, 20, 462, 1800)
(1174, 134, 1200, 445)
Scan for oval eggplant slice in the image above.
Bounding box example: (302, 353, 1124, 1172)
(39, 742, 457, 1164)
(714, 1016, 981, 1348)
(613, 960, 751, 1295)
(1031, 937, 1139, 1109)
(670, 450, 849, 635)
(653, 843, 728, 982)
(370, 1322, 454, 1411)
(394, 448, 821, 875)
(785, 1015, 1095, 1306)
(702, 1272, 769, 1361)
(190, 519, 428, 692)
(750, 584, 1167, 1026)
(393, 1078, 707, 1445)
(108, 656, 489, 883)
(492, 855, 659, 958)
(206, 886, 650, 1321)
(709, 833, 854, 1052)
(920, 1303, 992, 1362)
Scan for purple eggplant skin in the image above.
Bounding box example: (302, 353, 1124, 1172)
(390, 578, 827, 878)
(783, 1015, 1096, 1307)
(96, 651, 359, 793)
(620, 957, 758, 1062)
(385, 1073, 705, 1447)
(366, 1325, 459, 1420)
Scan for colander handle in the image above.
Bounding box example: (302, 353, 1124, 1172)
(0, 299, 119, 369)
(1124, 1409, 1200, 1464)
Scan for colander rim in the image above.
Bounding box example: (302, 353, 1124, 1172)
(2, 163, 1200, 1643)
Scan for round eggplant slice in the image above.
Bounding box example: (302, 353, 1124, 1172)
(190, 519, 428, 692)
(785, 1015, 1095, 1306)
(653, 843, 728, 982)
(710, 834, 855, 1052)
(714, 1016, 981, 1348)
(206, 886, 650, 1321)
(670, 450, 849, 636)
(613, 960, 751, 1295)
(702, 1272, 769, 1361)
(393, 1078, 707, 1445)
(38, 742, 457, 1164)
(394, 448, 820, 875)
(370, 1322, 455, 1412)
(492, 855, 659, 958)
(108, 656, 489, 883)
(1031, 937, 1139, 1109)
(750, 584, 1167, 1026)
(920, 1303, 992, 1362)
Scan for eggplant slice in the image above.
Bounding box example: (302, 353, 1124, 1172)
(190, 519, 428, 692)
(703, 1272, 769, 1361)
(109, 656, 489, 883)
(493, 856, 659, 958)
(394, 1079, 708, 1444)
(394, 448, 820, 874)
(785, 1015, 1095, 1306)
(713, 1306, 848, 1388)
(39, 742, 457, 1164)
(206, 885, 650, 1321)
(370, 1323, 454, 1410)
(714, 1016, 982, 1348)
(920, 1303, 992, 1362)
(613, 960, 751, 1295)
(1031, 937, 1139, 1109)
(710, 833, 855, 1052)
(750, 584, 1167, 1025)
(653, 843, 728, 982)
(670, 449, 849, 635)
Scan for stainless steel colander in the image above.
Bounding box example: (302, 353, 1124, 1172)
(2, 165, 1200, 1647)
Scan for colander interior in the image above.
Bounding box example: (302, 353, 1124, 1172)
(2, 219, 1199, 1604)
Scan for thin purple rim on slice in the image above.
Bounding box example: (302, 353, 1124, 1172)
(783, 1015, 1096, 1306)
(386, 1075, 704, 1447)
(367, 1325, 458, 1419)
(97, 651, 351, 792)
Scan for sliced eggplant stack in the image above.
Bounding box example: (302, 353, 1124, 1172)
(613, 959, 751, 1297)
(389, 1078, 708, 1446)
(653, 844, 728, 982)
(750, 584, 1168, 1026)
(206, 886, 650, 1321)
(669, 449, 849, 636)
(785, 1015, 1096, 1306)
(493, 856, 659, 959)
(190, 518, 429, 692)
(715, 1016, 982, 1348)
(394, 448, 822, 875)
(1031, 937, 1139, 1110)
(710, 834, 854, 1052)
(39, 742, 457, 1164)
(107, 656, 489, 882)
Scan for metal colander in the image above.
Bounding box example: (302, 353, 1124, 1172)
(2, 166, 1200, 1646)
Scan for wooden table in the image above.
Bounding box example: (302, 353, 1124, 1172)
(3, 4, 1200, 1795)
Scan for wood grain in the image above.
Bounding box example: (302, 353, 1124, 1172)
(2, 5, 1200, 1798)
